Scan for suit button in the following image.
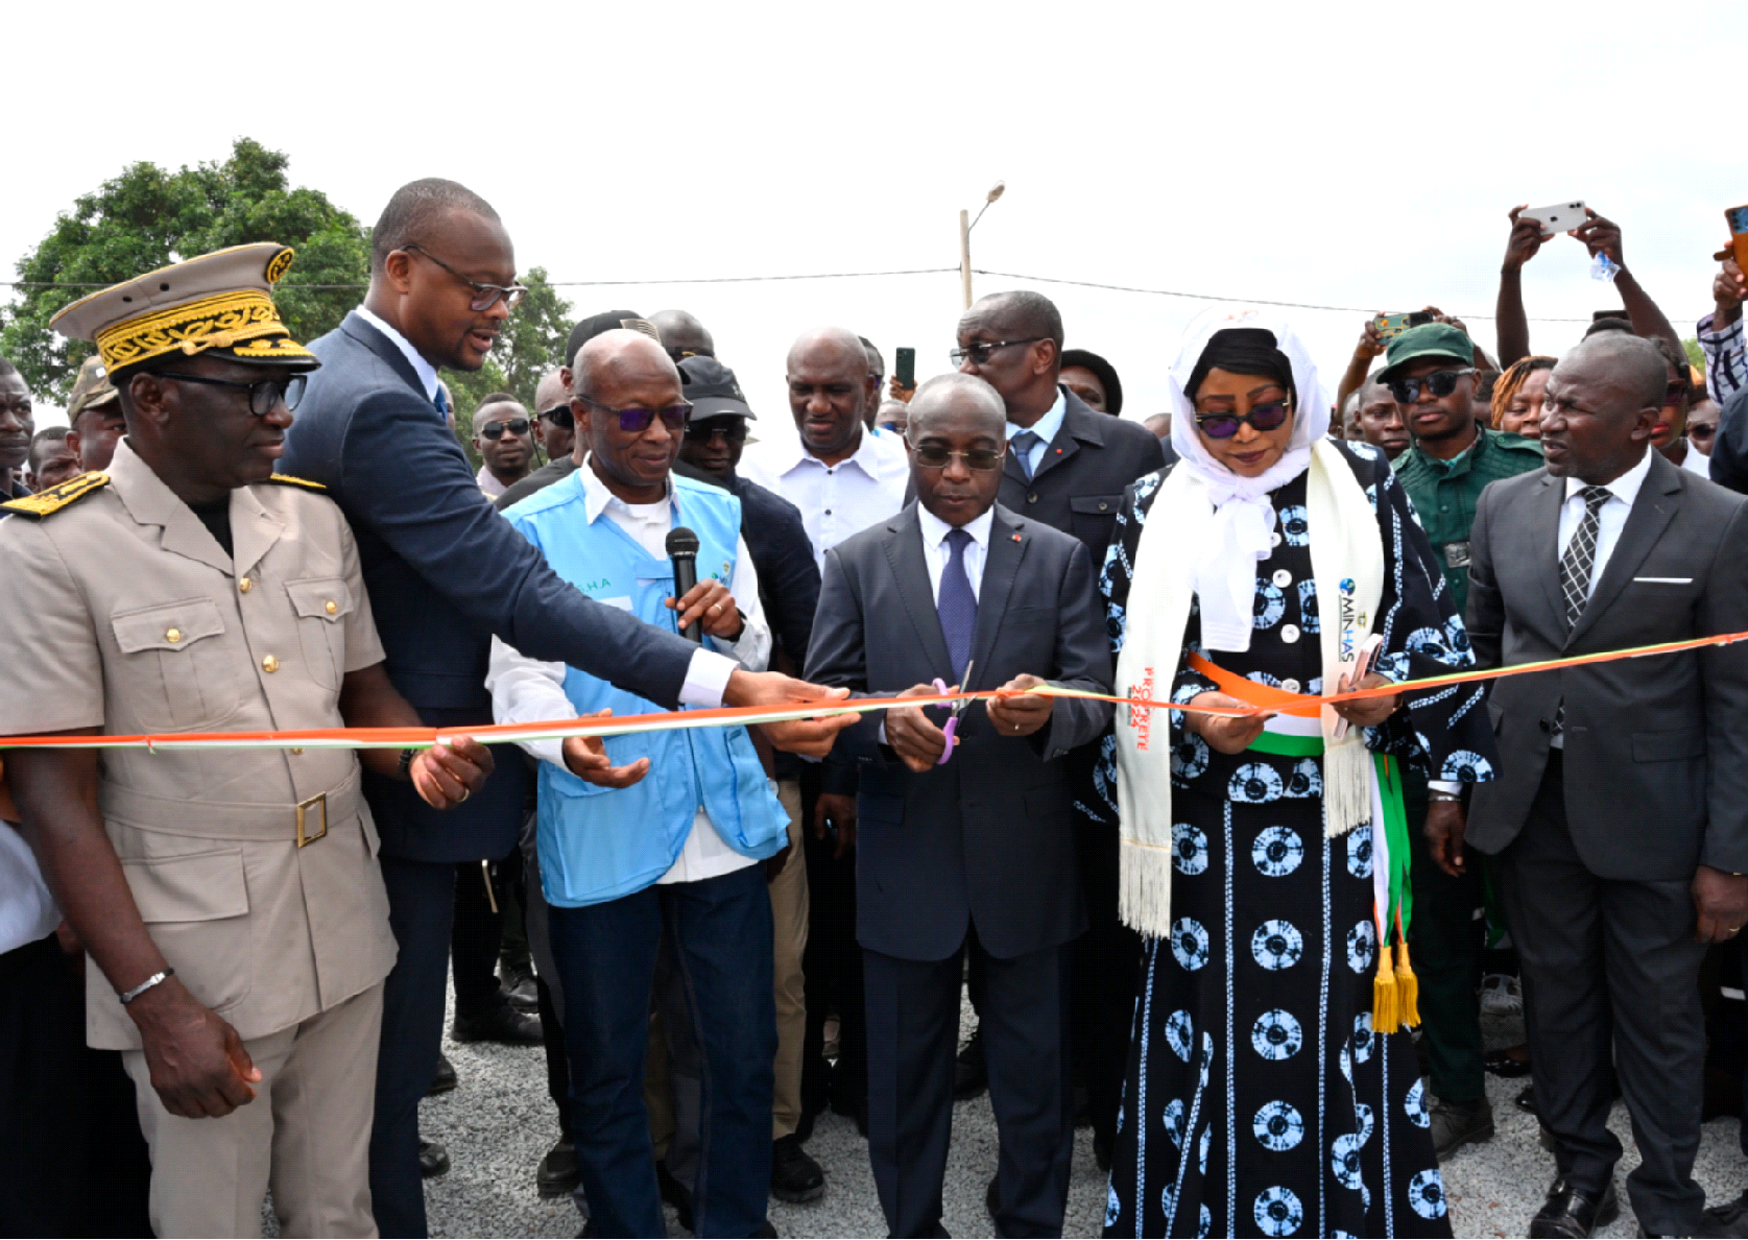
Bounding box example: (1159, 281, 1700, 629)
(1098, 501, 1108, 511)
(238, 577, 252, 594)
(1027, 492, 1038, 504)
(165, 627, 182, 643)
(325, 599, 338, 615)
(262, 654, 280, 674)
(1281, 624, 1301, 644)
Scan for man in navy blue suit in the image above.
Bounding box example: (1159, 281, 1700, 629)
(280, 177, 853, 1237)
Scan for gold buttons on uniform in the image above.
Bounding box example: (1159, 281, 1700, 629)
(324, 599, 337, 615)
(262, 654, 280, 673)
(165, 628, 182, 643)
(238, 577, 252, 594)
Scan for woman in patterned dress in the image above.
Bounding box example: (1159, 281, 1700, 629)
(1096, 314, 1499, 1238)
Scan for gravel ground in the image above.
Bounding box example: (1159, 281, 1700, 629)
(415, 989, 1748, 1239)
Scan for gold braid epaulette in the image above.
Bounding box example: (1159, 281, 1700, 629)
(265, 474, 326, 491)
(1, 471, 111, 519)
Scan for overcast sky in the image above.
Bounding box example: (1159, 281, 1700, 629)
(8, 1, 1743, 431)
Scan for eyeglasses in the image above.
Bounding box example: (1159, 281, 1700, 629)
(400, 245, 528, 312)
(909, 444, 1006, 471)
(682, 420, 748, 445)
(948, 338, 1044, 367)
(479, 417, 531, 440)
(1663, 381, 1689, 408)
(1690, 423, 1717, 441)
(575, 395, 693, 434)
(1386, 368, 1476, 405)
(1194, 399, 1292, 440)
(537, 405, 574, 429)
(156, 371, 307, 416)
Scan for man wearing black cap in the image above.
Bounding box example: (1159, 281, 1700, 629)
(673, 356, 826, 1205)
(1058, 347, 1122, 415)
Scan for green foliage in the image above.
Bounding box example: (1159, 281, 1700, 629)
(1685, 337, 1705, 369)
(442, 267, 572, 469)
(0, 137, 369, 400)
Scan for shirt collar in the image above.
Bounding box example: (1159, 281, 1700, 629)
(1409, 422, 1485, 477)
(917, 502, 995, 550)
(1006, 386, 1068, 446)
(1564, 447, 1655, 507)
(578, 454, 675, 526)
(354, 305, 440, 402)
(775, 424, 889, 479)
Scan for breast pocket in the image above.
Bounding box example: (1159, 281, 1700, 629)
(285, 577, 356, 690)
(110, 598, 240, 729)
(1069, 493, 1123, 553)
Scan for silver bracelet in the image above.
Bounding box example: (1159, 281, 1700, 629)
(1427, 791, 1462, 803)
(119, 968, 175, 1005)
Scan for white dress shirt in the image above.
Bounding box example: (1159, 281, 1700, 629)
(917, 505, 993, 602)
(354, 304, 441, 404)
(0, 826, 60, 955)
(1557, 448, 1655, 602)
(487, 462, 773, 885)
(739, 426, 908, 569)
(1681, 447, 1713, 479)
(476, 465, 508, 498)
(1005, 387, 1068, 477)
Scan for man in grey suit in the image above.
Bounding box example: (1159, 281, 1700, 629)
(805, 373, 1113, 1238)
(1451, 333, 1748, 1240)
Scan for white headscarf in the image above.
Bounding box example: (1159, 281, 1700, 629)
(1166, 309, 1332, 652)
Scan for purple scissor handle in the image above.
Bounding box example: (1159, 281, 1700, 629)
(931, 660, 974, 765)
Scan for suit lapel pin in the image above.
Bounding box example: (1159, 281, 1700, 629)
(1012, 533, 1022, 542)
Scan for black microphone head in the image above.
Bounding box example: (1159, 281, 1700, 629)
(666, 527, 700, 558)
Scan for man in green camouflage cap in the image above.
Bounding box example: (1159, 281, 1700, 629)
(64, 354, 126, 473)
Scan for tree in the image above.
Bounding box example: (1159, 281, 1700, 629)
(443, 267, 572, 468)
(0, 138, 369, 400)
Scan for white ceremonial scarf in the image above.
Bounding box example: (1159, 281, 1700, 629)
(1115, 311, 1383, 940)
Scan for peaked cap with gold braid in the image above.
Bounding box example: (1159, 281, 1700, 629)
(50, 243, 319, 373)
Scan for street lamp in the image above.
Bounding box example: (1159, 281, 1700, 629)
(959, 181, 1006, 309)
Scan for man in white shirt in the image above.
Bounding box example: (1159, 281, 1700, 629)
(1460, 333, 1748, 1239)
(488, 331, 786, 1238)
(470, 392, 535, 497)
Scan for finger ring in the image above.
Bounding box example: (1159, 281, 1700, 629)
(456, 788, 471, 804)
(1732, 926, 1742, 934)
(710, 603, 722, 614)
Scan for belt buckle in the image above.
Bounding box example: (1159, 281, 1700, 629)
(296, 792, 328, 847)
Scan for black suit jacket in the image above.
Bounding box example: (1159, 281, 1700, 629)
(1464, 451, 1748, 878)
(998, 387, 1167, 563)
(804, 502, 1113, 961)
(280, 312, 698, 861)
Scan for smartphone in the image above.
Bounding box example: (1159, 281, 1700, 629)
(1727, 206, 1748, 271)
(1374, 314, 1412, 340)
(1521, 201, 1588, 237)
(894, 346, 916, 389)
(1331, 634, 1384, 743)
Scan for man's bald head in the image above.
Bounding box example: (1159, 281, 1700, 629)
(786, 326, 866, 376)
(533, 368, 569, 412)
(574, 330, 681, 402)
(1541, 332, 1667, 481)
(905, 373, 1006, 441)
(1557, 333, 1669, 411)
(651, 309, 715, 359)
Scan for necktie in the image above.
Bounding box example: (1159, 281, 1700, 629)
(1010, 430, 1042, 480)
(1553, 485, 1612, 736)
(937, 528, 977, 682)
(432, 384, 449, 420)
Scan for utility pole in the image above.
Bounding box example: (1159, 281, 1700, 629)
(960, 181, 1006, 310)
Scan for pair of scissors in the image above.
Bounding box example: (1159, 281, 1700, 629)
(930, 660, 974, 765)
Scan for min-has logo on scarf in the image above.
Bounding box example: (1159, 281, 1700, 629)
(1127, 667, 1154, 751)
(1338, 577, 1368, 662)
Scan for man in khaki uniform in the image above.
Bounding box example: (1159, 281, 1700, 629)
(0, 244, 492, 1238)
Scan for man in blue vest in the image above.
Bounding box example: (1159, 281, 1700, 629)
(488, 330, 787, 1238)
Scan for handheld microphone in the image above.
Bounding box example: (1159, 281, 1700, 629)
(666, 526, 704, 643)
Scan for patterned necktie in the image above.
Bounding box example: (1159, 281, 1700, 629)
(1553, 485, 1612, 737)
(1010, 430, 1042, 480)
(937, 528, 977, 682)
(1559, 485, 1613, 629)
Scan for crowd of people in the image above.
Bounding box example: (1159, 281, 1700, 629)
(2, 178, 1748, 1240)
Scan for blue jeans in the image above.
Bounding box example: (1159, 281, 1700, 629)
(549, 863, 776, 1238)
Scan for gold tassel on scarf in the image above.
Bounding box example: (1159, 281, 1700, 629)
(1373, 944, 1399, 1034)
(1394, 930, 1420, 1028)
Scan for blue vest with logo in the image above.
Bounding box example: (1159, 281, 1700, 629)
(502, 471, 785, 908)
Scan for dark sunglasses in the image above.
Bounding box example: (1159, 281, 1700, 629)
(1194, 399, 1291, 441)
(1386, 368, 1476, 405)
(576, 395, 692, 434)
(1663, 381, 1689, 407)
(156, 371, 306, 416)
(910, 444, 1005, 471)
(537, 405, 574, 429)
(1690, 423, 1717, 441)
(948, 338, 1044, 367)
(400, 244, 528, 312)
(479, 417, 531, 440)
(682, 420, 748, 445)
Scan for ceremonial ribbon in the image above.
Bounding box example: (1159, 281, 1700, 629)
(0, 628, 1744, 754)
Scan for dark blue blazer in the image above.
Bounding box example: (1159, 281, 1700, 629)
(804, 502, 1113, 961)
(281, 312, 698, 861)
